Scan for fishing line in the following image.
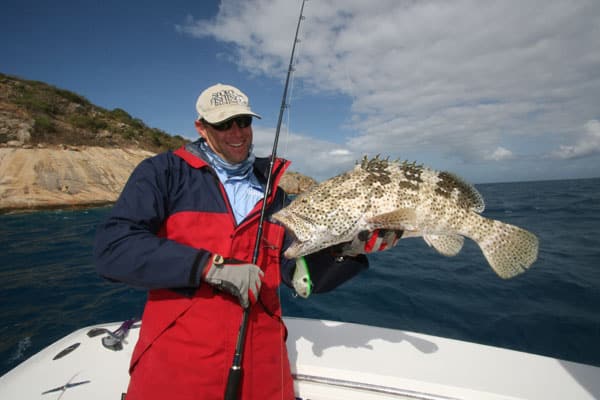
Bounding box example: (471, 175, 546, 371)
(275, 5, 306, 399)
(279, 14, 302, 167)
(224, 1, 308, 399)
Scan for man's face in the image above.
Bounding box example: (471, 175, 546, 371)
(195, 116, 253, 164)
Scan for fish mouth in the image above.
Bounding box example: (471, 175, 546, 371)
(283, 227, 303, 258)
(271, 212, 305, 259)
(283, 245, 302, 259)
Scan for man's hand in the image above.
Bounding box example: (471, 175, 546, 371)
(202, 254, 264, 308)
(334, 229, 403, 257)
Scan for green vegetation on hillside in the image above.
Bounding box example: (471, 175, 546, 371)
(0, 72, 188, 152)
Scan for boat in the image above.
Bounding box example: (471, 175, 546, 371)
(1, 316, 598, 399)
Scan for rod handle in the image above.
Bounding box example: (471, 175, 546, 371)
(224, 366, 242, 400)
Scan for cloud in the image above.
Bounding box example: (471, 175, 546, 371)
(179, 0, 600, 181)
(329, 149, 352, 157)
(484, 147, 515, 161)
(252, 126, 357, 181)
(550, 120, 600, 160)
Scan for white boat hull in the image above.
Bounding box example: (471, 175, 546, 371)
(1, 317, 598, 399)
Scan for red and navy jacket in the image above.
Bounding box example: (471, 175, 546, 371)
(94, 140, 368, 297)
(93, 140, 368, 399)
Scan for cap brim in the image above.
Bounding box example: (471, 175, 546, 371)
(201, 106, 261, 124)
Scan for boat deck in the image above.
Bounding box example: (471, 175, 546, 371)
(1, 317, 598, 399)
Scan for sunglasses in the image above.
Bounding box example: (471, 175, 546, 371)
(204, 115, 253, 131)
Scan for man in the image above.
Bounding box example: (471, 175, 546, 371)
(94, 83, 398, 399)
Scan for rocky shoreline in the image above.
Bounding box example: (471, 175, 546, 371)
(0, 145, 316, 214)
(0, 146, 155, 213)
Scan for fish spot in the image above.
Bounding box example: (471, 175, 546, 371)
(435, 171, 484, 211)
(361, 172, 392, 187)
(399, 180, 419, 191)
(343, 188, 362, 199)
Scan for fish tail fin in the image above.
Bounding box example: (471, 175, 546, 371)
(477, 218, 539, 279)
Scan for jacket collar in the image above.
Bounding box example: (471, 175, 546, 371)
(173, 139, 290, 183)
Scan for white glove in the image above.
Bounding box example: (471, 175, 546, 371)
(203, 254, 264, 308)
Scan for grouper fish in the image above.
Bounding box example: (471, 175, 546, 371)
(272, 156, 539, 279)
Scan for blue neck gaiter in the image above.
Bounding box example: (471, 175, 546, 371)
(199, 140, 256, 178)
(199, 140, 264, 224)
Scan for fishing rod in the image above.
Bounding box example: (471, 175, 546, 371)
(223, 1, 307, 399)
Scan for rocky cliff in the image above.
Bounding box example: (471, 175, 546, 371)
(278, 171, 317, 195)
(0, 72, 314, 213)
(0, 146, 154, 212)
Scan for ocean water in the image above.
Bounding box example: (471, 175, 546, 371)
(1, 178, 599, 376)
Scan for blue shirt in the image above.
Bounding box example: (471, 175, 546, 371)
(198, 140, 264, 224)
(214, 165, 264, 224)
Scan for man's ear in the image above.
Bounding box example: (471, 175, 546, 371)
(194, 120, 207, 139)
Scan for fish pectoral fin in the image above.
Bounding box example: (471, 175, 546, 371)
(367, 209, 416, 230)
(423, 234, 464, 257)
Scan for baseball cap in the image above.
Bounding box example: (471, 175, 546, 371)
(195, 83, 261, 123)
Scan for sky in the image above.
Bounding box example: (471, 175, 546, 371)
(2, 0, 600, 183)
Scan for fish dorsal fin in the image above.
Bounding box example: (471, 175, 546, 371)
(437, 171, 485, 213)
(367, 208, 417, 230)
(360, 155, 391, 173)
(423, 234, 465, 256)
